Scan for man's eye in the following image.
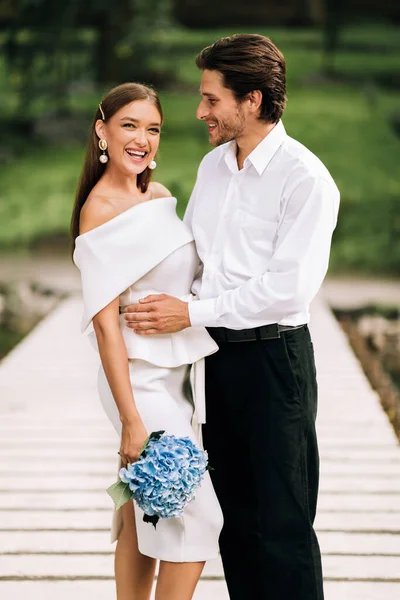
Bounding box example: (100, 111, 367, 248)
(209, 99, 216, 105)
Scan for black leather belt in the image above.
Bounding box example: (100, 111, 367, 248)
(207, 324, 305, 343)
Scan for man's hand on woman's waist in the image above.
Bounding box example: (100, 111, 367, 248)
(121, 294, 190, 335)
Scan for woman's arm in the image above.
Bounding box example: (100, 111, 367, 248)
(80, 200, 148, 463)
(93, 299, 148, 464)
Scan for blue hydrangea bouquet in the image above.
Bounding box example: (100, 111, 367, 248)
(107, 430, 209, 528)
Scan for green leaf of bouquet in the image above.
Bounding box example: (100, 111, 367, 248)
(139, 430, 165, 457)
(149, 430, 165, 442)
(106, 480, 132, 510)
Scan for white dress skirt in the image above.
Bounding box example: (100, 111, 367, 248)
(74, 197, 223, 562)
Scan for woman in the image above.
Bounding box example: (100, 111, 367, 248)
(71, 83, 223, 600)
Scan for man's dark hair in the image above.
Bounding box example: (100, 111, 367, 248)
(196, 34, 287, 123)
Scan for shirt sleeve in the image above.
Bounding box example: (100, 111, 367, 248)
(188, 174, 340, 328)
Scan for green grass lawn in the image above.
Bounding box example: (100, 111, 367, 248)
(0, 24, 399, 274)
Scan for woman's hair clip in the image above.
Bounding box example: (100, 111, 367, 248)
(99, 103, 105, 120)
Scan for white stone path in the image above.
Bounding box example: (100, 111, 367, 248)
(0, 294, 399, 599)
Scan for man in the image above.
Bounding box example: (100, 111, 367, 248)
(123, 34, 339, 599)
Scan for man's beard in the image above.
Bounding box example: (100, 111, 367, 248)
(211, 105, 246, 147)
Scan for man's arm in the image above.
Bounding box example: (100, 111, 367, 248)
(189, 174, 339, 328)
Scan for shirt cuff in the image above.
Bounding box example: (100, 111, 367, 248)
(188, 298, 219, 328)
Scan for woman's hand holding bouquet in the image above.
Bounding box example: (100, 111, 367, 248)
(107, 431, 209, 528)
(119, 415, 148, 464)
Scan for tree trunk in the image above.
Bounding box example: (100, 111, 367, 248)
(308, 0, 325, 25)
(92, 0, 135, 85)
(321, 0, 345, 76)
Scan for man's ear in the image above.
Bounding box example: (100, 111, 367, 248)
(95, 119, 106, 140)
(247, 90, 263, 114)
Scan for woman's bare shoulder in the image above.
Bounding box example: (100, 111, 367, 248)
(149, 181, 172, 199)
(79, 195, 118, 235)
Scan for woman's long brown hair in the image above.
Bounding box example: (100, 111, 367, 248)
(70, 83, 163, 250)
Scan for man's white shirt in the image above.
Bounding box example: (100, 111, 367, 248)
(184, 120, 340, 330)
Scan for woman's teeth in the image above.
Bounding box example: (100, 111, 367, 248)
(126, 149, 147, 160)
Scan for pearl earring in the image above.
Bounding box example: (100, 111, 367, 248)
(98, 138, 108, 164)
(149, 159, 157, 170)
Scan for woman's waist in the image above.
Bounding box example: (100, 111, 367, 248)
(117, 319, 218, 367)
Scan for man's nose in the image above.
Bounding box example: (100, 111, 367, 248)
(196, 100, 208, 121)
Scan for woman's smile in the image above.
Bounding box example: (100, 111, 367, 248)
(125, 148, 148, 164)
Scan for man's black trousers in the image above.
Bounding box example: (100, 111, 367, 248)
(203, 325, 324, 600)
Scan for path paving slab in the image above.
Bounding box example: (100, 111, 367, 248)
(2, 553, 400, 581)
(5, 508, 398, 536)
(322, 555, 400, 580)
(325, 582, 400, 600)
(0, 554, 224, 579)
(2, 530, 400, 557)
(0, 491, 112, 509)
(0, 580, 230, 600)
(2, 579, 400, 600)
(318, 531, 400, 555)
(8, 488, 398, 513)
(318, 492, 400, 511)
(0, 530, 111, 553)
(315, 512, 400, 532)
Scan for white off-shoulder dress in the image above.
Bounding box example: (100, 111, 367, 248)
(73, 196, 223, 562)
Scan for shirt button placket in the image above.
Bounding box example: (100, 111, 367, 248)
(208, 175, 238, 275)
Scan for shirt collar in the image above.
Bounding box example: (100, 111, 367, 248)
(221, 141, 239, 173)
(219, 120, 286, 176)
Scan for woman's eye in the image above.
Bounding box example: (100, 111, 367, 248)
(123, 123, 135, 128)
(149, 128, 160, 134)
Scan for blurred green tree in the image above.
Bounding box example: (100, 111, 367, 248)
(321, 0, 346, 75)
(1, 0, 173, 116)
